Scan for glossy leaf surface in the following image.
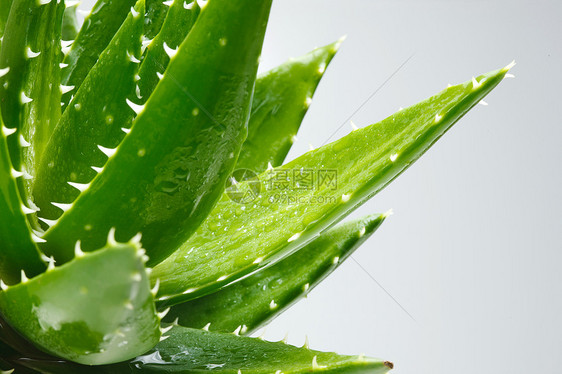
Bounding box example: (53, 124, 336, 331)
(0, 0, 65, 206)
(0, 111, 45, 285)
(13, 326, 392, 373)
(61, 0, 138, 109)
(153, 66, 511, 303)
(164, 214, 386, 334)
(237, 39, 342, 172)
(61, 3, 80, 42)
(33, 0, 145, 226)
(40, 0, 273, 267)
(137, 0, 200, 101)
(0, 241, 160, 365)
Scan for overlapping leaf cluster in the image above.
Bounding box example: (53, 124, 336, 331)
(0, 0, 511, 372)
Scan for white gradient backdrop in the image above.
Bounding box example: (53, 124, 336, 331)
(78, 1, 562, 373)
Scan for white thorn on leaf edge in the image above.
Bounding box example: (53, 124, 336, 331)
(26, 47, 40, 59)
(128, 51, 141, 64)
(503, 60, 516, 71)
(20, 270, 29, 283)
(60, 39, 73, 48)
(130, 7, 140, 18)
(312, 356, 326, 370)
(21, 204, 38, 215)
(0, 279, 8, 291)
(196, 0, 208, 10)
(163, 42, 178, 59)
(232, 325, 242, 336)
(107, 227, 117, 245)
(98, 144, 117, 157)
(202, 322, 211, 331)
(74, 240, 85, 257)
(20, 92, 33, 104)
(0, 67, 9, 77)
(151, 278, 160, 296)
(2, 126, 16, 136)
(68, 181, 90, 192)
(130, 232, 142, 244)
(11, 169, 24, 178)
(126, 98, 145, 115)
(60, 85, 75, 94)
(161, 324, 173, 334)
(31, 232, 46, 243)
(38, 216, 58, 227)
(287, 232, 301, 242)
(51, 202, 73, 212)
(19, 134, 31, 147)
(45, 256, 56, 271)
(158, 307, 170, 319)
(471, 76, 481, 89)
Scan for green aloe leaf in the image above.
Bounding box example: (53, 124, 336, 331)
(126, 326, 393, 374)
(164, 213, 386, 334)
(61, 3, 80, 42)
(153, 64, 512, 303)
(0, 0, 65, 206)
(137, 0, 200, 101)
(33, 0, 145, 226)
(237, 39, 342, 172)
(0, 238, 161, 365)
(40, 0, 273, 267)
(61, 0, 138, 109)
(0, 0, 12, 47)
(0, 102, 46, 285)
(12, 326, 393, 374)
(144, 0, 172, 40)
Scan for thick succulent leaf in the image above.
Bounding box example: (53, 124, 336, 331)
(144, 0, 172, 40)
(33, 0, 145, 225)
(0, 0, 64, 205)
(237, 39, 342, 172)
(164, 214, 386, 334)
(0, 239, 161, 365)
(40, 0, 273, 267)
(153, 65, 512, 303)
(61, 3, 80, 42)
(0, 0, 12, 47)
(0, 114, 46, 285)
(12, 326, 393, 374)
(126, 326, 393, 374)
(137, 0, 200, 101)
(61, 0, 138, 109)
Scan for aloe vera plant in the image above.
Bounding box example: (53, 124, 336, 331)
(0, 0, 513, 372)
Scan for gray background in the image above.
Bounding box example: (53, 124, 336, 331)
(78, 1, 561, 373)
